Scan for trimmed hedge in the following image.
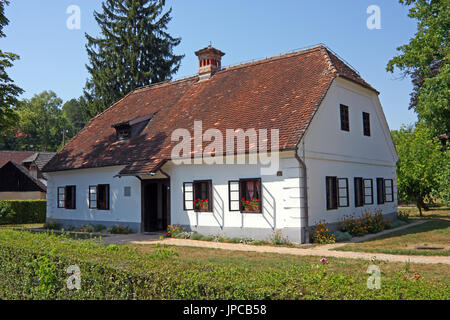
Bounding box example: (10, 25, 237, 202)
(0, 229, 448, 300)
(0, 200, 46, 225)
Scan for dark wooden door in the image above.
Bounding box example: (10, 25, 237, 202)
(142, 179, 170, 233)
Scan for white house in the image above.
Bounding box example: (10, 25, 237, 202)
(43, 45, 398, 243)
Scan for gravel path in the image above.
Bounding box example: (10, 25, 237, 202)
(133, 238, 450, 265)
(102, 220, 449, 265)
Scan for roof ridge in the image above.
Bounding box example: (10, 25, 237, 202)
(220, 45, 325, 73)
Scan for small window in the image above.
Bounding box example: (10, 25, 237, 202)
(337, 178, 349, 207)
(363, 112, 371, 136)
(117, 127, 131, 140)
(193, 180, 212, 212)
(384, 179, 394, 202)
(89, 184, 110, 210)
(364, 179, 373, 205)
(326, 177, 338, 210)
(377, 178, 385, 204)
(240, 179, 262, 213)
(354, 178, 364, 207)
(57, 187, 65, 208)
(340, 104, 349, 132)
(65, 185, 76, 209)
(124, 186, 131, 197)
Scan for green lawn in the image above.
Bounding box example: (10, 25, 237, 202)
(335, 207, 450, 256)
(0, 227, 448, 299)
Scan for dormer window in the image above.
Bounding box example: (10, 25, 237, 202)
(116, 125, 131, 141)
(112, 113, 155, 142)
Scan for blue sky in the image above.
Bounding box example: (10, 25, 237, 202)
(2, 0, 418, 130)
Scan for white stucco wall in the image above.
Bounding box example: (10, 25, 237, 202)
(46, 166, 142, 229)
(163, 152, 304, 240)
(298, 78, 398, 227)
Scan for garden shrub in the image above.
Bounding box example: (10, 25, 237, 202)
(333, 230, 352, 242)
(0, 200, 46, 225)
(108, 225, 133, 234)
(190, 232, 205, 241)
(43, 221, 62, 230)
(398, 210, 409, 222)
(166, 224, 185, 238)
(311, 221, 336, 244)
(269, 229, 291, 245)
(174, 231, 193, 239)
(339, 210, 389, 237)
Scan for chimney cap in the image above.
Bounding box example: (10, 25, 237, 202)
(195, 45, 225, 57)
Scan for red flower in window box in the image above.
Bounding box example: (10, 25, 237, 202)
(241, 198, 260, 212)
(194, 198, 209, 211)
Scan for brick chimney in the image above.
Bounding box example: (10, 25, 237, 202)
(195, 45, 225, 81)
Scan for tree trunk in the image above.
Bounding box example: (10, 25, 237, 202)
(417, 201, 423, 217)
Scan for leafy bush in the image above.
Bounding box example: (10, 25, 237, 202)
(384, 220, 393, 230)
(80, 224, 96, 233)
(43, 222, 62, 230)
(94, 225, 106, 232)
(339, 210, 388, 237)
(311, 221, 336, 244)
(108, 225, 133, 234)
(398, 210, 409, 222)
(0, 200, 46, 225)
(174, 231, 193, 239)
(166, 224, 185, 238)
(152, 243, 178, 258)
(190, 232, 204, 241)
(269, 229, 291, 246)
(333, 230, 352, 242)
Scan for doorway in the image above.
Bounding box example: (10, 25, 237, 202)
(141, 179, 170, 233)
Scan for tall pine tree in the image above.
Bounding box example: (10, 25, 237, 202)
(83, 0, 183, 119)
(0, 0, 23, 134)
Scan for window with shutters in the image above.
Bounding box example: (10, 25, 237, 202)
(326, 177, 338, 210)
(340, 104, 350, 131)
(228, 179, 262, 213)
(377, 178, 385, 204)
(364, 179, 373, 205)
(64, 185, 76, 209)
(57, 187, 65, 208)
(240, 179, 262, 213)
(337, 178, 349, 207)
(384, 179, 394, 202)
(354, 178, 364, 207)
(363, 112, 371, 136)
(183, 180, 212, 212)
(89, 184, 110, 210)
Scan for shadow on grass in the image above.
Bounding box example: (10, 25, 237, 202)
(360, 219, 450, 244)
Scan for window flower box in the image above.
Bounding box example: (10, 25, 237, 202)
(241, 198, 260, 212)
(194, 199, 209, 211)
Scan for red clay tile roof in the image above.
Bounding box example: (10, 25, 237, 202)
(0, 151, 36, 168)
(43, 45, 378, 175)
